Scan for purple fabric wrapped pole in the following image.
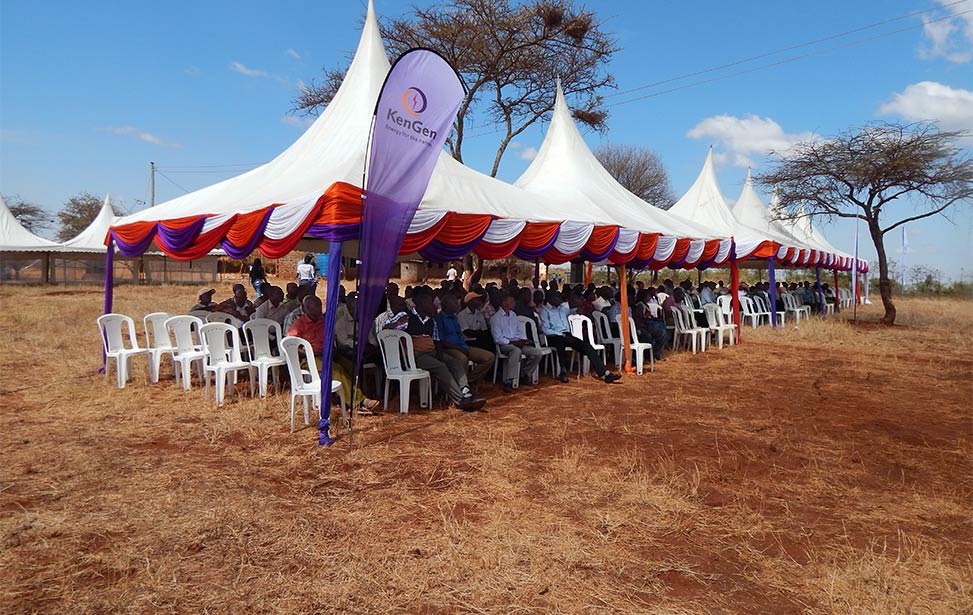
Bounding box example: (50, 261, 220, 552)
(768, 257, 778, 328)
(318, 240, 343, 446)
(815, 267, 824, 314)
(353, 49, 466, 379)
(100, 237, 115, 373)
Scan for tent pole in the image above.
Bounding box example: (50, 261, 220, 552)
(730, 238, 742, 344)
(833, 269, 840, 314)
(767, 256, 777, 328)
(43, 253, 50, 284)
(320, 241, 344, 446)
(617, 264, 633, 373)
(815, 267, 824, 315)
(100, 237, 115, 373)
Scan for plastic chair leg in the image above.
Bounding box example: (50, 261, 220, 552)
(400, 379, 411, 414)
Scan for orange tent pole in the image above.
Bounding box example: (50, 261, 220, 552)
(617, 264, 634, 373)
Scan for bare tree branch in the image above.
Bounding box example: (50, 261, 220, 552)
(757, 121, 973, 325)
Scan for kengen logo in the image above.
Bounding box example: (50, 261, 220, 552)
(402, 87, 428, 116)
(386, 85, 438, 142)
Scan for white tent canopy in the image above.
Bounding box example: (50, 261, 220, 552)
(514, 83, 730, 265)
(731, 170, 826, 264)
(56, 195, 117, 253)
(111, 0, 713, 264)
(668, 149, 775, 260)
(0, 195, 59, 252)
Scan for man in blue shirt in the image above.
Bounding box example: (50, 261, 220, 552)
(435, 294, 495, 390)
(539, 291, 622, 385)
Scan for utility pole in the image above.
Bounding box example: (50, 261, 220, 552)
(149, 161, 155, 207)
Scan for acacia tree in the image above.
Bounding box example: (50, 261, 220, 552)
(3, 194, 51, 233)
(594, 144, 675, 209)
(294, 0, 617, 177)
(56, 192, 121, 241)
(758, 122, 973, 325)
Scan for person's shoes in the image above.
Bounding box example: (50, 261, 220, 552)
(457, 396, 486, 412)
(518, 377, 534, 388)
(603, 371, 622, 384)
(502, 381, 514, 394)
(558, 371, 570, 383)
(357, 398, 383, 415)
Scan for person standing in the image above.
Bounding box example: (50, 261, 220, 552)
(446, 262, 458, 283)
(296, 253, 317, 290)
(249, 258, 267, 298)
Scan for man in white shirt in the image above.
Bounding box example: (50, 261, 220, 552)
(539, 291, 622, 385)
(458, 292, 493, 351)
(250, 286, 291, 326)
(592, 286, 613, 312)
(446, 263, 458, 283)
(489, 294, 543, 393)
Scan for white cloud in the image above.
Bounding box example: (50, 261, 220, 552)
(184, 66, 201, 77)
(281, 115, 313, 129)
(102, 125, 182, 148)
(287, 49, 301, 60)
(230, 61, 269, 78)
(919, 1, 973, 63)
(686, 114, 816, 168)
(517, 145, 539, 161)
(296, 79, 307, 93)
(878, 81, 973, 138)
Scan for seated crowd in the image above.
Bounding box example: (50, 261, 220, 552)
(183, 268, 836, 416)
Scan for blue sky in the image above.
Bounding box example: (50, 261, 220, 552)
(2, 0, 971, 279)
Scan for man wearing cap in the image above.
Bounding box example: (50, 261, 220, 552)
(457, 291, 492, 352)
(539, 291, 622, 385)
(191, 288, 217, 312)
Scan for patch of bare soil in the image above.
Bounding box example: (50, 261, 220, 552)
(0, 286, 970, 614)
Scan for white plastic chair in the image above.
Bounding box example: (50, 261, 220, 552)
(199, 323, 254, 406)
(242, 319, 286, 398)
(717, 294, 733, 318)
(615, 315, 654, 375)
(520, 316, 554, 381)
(591, 310, 622, 370)
(703, 303, 736, 349)
(491, 345, 521, 388)
(97, 314, 150, 388)
(567, 314, 606, 376)
(739, 297, 763, 329)
(164, 315, 206, 390)
(754, 295, 785, 326)
(279, 336, 345, 432)
(782, 293, 809, 322)
(143, 312, 173, 383)
(377, 329, 432, 414)
(672, 307, 708, 354)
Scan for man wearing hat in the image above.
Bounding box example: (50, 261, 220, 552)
(191, 287, 217, 312)
(457, 291, 492, 352)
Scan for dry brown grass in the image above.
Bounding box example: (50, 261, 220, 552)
(0, 284, 971, 614)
